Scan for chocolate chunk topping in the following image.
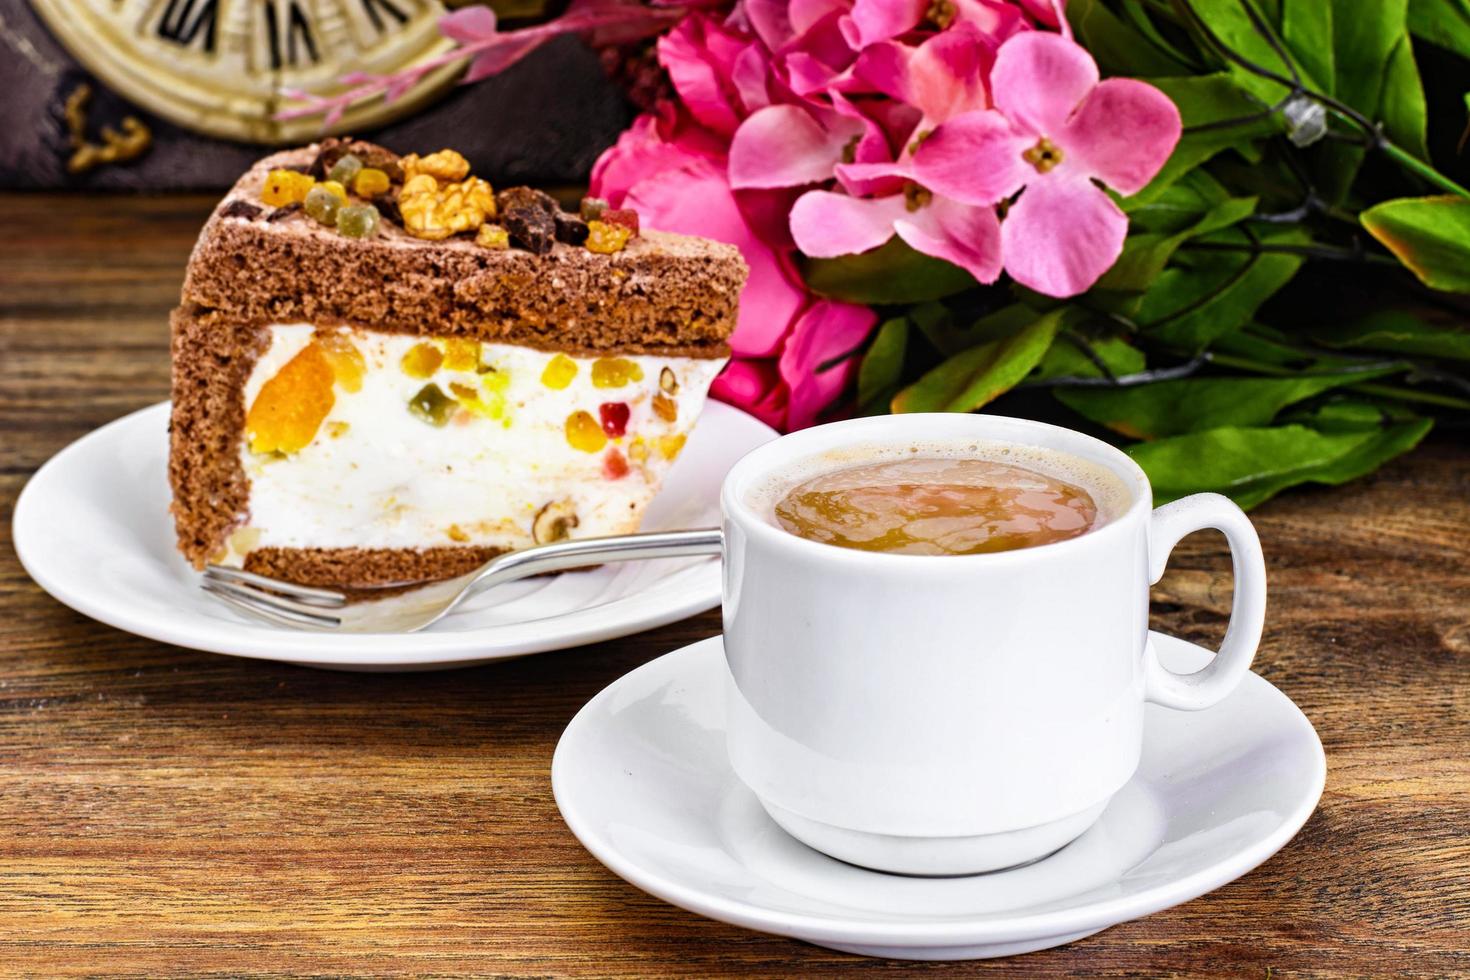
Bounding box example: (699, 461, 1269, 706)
(220, 199, 263, 220)
(266, 202, 303, 222)
(376, 196, 403, 227)
(496, 186, 560, 216)
(554, 211, 590, 246)
(503, 206, 555, 255)
(310, 138, 403, 182)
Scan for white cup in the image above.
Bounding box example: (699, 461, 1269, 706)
(718, 413, 1266, 875)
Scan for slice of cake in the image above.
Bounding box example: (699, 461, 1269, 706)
(170, 139, 746, 588)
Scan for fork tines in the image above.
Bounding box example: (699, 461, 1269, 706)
(202, 565, 346, 630)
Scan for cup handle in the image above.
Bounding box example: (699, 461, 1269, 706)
(1143, 493, 1267, 711)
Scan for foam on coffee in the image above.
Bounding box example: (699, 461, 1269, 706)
(746, 440, 1134, 555)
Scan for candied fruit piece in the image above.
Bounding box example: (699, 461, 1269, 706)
(327, 421, 350, 438)
(580, 196, 608, 222)
(314, 330, 365, 392)
(591, 357, 644, 388)
(602, 208, 640, 235)
(303, 185, 342, 225)
(408, 383, 457, 427)
(659, 366, 680, 394)
(476, 224, 509, 249)
(554, 211, 589, 246)
(353, 167, 390, 197)
(585, 220, 632, 255)
(565, 410, 608, 453)
(328, 154, 363, 185)
(447, 523, 470, 543)
(319, 180, 348, 202)
(657, 434, 687, 460)
(628, 436, 650, 464)
(603, 448, 630, 480)
(402, 149, 470, 182)
(599, 401, 630, 438)
(504, 205, 555, 254)
(541, 354, 578, 389)
(261, 168, 315, 207)
(336, 203, 380, 239)
(401, 342, 443, 378)
(652, 393, 678, 423)
(246, 343, 335, 454)
(443, 338, 481, 372)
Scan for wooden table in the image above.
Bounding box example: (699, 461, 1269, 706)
(2, 193, 1467, 977)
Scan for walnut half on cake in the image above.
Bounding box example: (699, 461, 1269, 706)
(169, 140, 747, 589)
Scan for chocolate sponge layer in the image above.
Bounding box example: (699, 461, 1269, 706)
(180, 144, 747, 357)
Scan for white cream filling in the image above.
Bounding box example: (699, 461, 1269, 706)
(225, 324, 724, 559)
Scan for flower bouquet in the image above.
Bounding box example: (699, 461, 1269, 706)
(286, 0, 1470, 508)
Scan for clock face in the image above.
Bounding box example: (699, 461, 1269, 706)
(30, 0, 462, 143)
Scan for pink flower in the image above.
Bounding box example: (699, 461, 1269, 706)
(907, 31, 1181, 295)
(785, 23, 1016, 283)
(591, 11, 878, 430)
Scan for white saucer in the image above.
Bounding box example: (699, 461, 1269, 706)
(13, 401, 775, 671)
(553, 634, 1325, 960)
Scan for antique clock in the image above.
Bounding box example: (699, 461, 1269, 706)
(28, 0, 463, 143)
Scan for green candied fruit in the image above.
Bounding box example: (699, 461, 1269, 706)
(408, 383, 457, 427)
(327, 153, 363, 186)
(303, 185, 343, 225)
(336, 203, 380, 239)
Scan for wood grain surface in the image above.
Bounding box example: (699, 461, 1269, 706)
(1, 193, 1467, 977)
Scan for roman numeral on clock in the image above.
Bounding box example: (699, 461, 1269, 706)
(361, 0, 410, 33)
(263, 0, 321, 69)
(156, 0, 219, 53)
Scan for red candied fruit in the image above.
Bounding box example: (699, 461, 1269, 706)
(601, 208, 640, 236)
(599, 401, 630, 438)
(603, 448, 630, 480)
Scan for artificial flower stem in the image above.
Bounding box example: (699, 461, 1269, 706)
(1376, 140, 1470, 199)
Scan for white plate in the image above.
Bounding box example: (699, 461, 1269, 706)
(14, 401, 775, 670)
(552, 633, 1326, 960)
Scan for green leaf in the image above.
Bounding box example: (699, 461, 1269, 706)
(1031, 335, 1147, 383)
(802, 238, 977, 305)
(1186, 0, 1303, 104)
(1361, 196, 1470, 292)
(1408, 0, 1470, 59)
(857, 317, 909, 414)
(1067, 0, 1189, 76)
(1055, 369, 1400, 439)
(1308, 309, 1470, 362)
(1129, 419, 1433, 508)
(1380, 33, 1430, 159)
(894, 309, 1068, 413)
(1282, 0, 1334, 95)
(1137, 226, 1308, 350)
(1128, 74, 1281, 205)
(1099, 194, 1258, 293)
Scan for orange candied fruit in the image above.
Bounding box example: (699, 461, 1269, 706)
(590, 357, 644, 389)
(261, 168, 316, 207)
(541, 353, 578, 390)
(602, 448, 629, 480)
(314, 330, 365, 392)
(246, 343, 335, 454)
(657, 433, 687, 461)
(401, 342, 444, 378)
(565, 410, 608, 453)
(443, 338, 481, 372)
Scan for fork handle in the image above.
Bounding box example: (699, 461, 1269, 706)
(459, 527, 725, 607)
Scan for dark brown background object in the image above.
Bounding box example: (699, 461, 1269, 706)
(0, 0, 633, 190)
(2, 193, 1469, 974)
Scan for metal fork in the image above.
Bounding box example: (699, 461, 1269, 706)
(201, 528, 724, 633)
